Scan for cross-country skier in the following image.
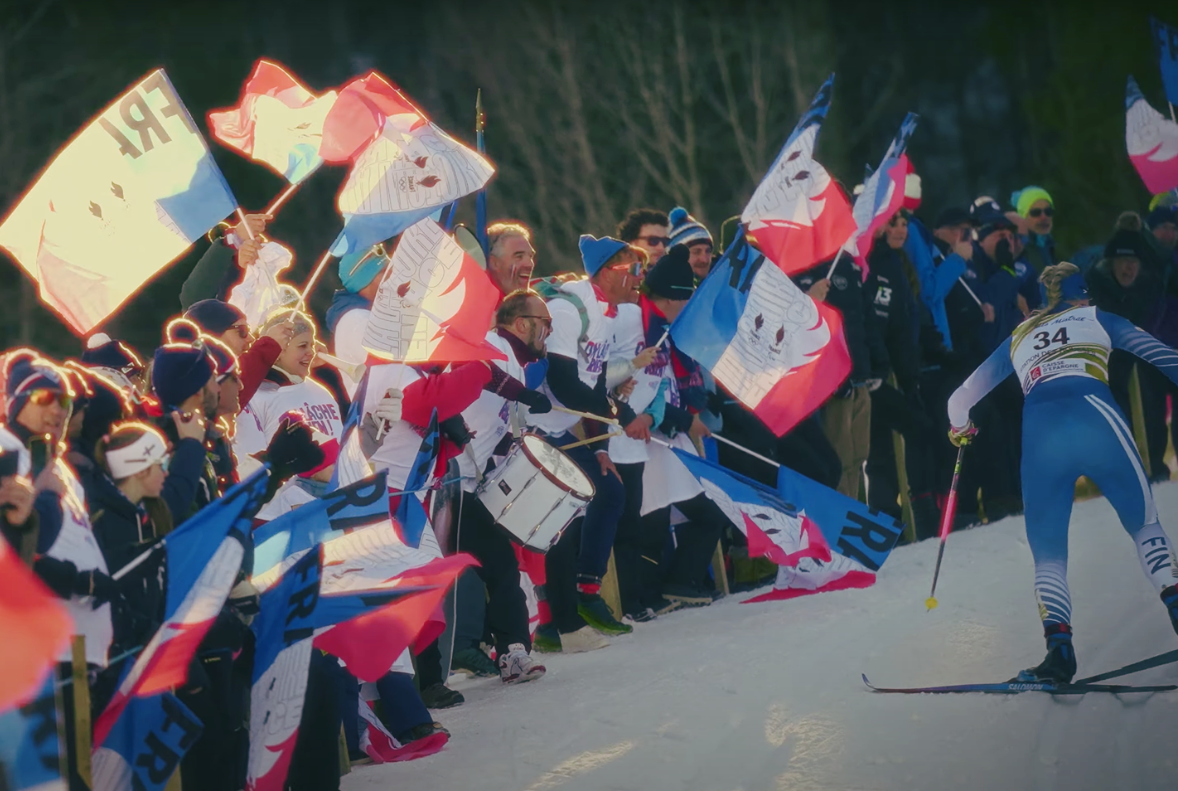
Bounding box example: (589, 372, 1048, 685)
(947, 261, 1178, 684)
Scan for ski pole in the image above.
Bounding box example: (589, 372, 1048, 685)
(926, 443, 966, 611)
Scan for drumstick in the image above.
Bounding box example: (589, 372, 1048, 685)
(559, 431, 623, 451)
(551, 406, 620, 425)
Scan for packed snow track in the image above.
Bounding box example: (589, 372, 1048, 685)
(343, 483, 1178, 791)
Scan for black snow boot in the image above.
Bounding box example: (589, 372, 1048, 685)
(1162, 585, 1178, 637)
(1013, 623, 1076, 685)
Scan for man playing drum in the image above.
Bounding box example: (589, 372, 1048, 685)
(453, 290, 555, 683)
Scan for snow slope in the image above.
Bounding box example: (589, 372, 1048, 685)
(343, 484, 1178, 791)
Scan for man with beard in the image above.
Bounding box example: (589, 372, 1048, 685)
(451, 290, 553, 684)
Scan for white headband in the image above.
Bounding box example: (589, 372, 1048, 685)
(106, 430, 168, 479)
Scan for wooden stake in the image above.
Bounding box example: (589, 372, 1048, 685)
(70, 636, 92, 789)
(601, 551, 624, 621)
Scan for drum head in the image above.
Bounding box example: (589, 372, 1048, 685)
(522, 434, 594, 497)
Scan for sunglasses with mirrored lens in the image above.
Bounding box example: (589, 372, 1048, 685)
(610, 261, 643, 277)
(639, 236, 672, 247)
(27, 390, 71, 408)
(1028, 207, 1054, 218)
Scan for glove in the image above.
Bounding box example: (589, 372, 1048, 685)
(516, 389, 552, 414)
(373, 389, 403, 424)
(949, 422, 978, 447)
(266, 416, 325, 476)
(439, 415, 474, 450)
(84, 570, 118, 603)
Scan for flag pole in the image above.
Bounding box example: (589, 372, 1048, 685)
(265, 183, 300, 216)
(299, 249, 336, 310)
(475, 89, 489, 259)
(825, 247, 847, 280)
(235, 207, 256, 241)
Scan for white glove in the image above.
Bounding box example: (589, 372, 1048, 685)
(373, 389, 403, 424)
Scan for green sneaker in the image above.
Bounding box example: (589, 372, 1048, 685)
(533, 623, 562, 653)
(577, 593, 633, 635)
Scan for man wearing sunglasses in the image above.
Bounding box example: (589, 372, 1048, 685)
(528, 235, 653, 650)
(617, 208, 671, 268)
(1011, 186, 1057, 287)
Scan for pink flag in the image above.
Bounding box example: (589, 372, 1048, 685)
(1126, 75, 1178, 194)
(208, 60, 337, 184)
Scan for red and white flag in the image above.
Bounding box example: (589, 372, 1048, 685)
(208, 60, 337, 184)
(361, 218, 507, 364)
(743, 75, 855, 274)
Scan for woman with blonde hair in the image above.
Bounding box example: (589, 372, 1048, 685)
(948, 262, 1178, 684)
(234, 309, 341, 493)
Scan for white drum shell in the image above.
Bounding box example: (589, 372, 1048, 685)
(476, 436, 594, 552)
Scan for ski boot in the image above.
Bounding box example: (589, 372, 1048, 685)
(1162, 585, 1178, 637)
(1013, 623, 1076, 685)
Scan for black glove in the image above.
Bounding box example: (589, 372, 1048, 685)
(439, 415, 474, 450)
(265, 417, 324, 476)
(995, 239, 1015, 270)
(83, 570, 119, 603)
(516, 389, 552, 414)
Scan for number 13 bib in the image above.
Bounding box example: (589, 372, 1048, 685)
(1010, 306, 1111, 395)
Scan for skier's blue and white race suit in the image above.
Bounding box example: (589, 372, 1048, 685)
(949, 305, 1178, 626)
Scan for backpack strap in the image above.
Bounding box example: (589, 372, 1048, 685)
(549, 292, 591, 347)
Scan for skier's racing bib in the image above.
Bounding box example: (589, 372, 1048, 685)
(1010, 306, 1111, 395)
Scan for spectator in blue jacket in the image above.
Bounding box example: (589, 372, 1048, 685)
(964, 198, 1024, 354)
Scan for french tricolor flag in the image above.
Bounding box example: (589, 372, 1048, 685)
(208, 60, 337, 185)
(1126, 75, 1178, 194)
(670, 227, 851, 437)
(93, 470, 269, 747)
(326, 74, 494, 256)
(845, 112, 919, 276)
(742, 74, 855, 275)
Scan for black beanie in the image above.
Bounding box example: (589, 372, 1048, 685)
(1104, 229, 1147, 261)
(645, 244, 696, 300)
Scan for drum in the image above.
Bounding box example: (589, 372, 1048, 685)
(476, 434, 595, 552)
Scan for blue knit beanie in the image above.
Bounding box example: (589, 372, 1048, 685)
(578, 234, 628, 277)
(668, 206, 713, 250)
(152, 344, 214, 409)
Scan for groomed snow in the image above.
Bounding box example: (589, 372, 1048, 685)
(343, 483, 1178, 791)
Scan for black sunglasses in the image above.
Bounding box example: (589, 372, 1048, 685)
(519, 314, 552, 328)
(639, 235, 672, 247)
(1028, 207, 1054, 218)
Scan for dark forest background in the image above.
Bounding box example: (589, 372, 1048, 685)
(0, 0, 1170, 358)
